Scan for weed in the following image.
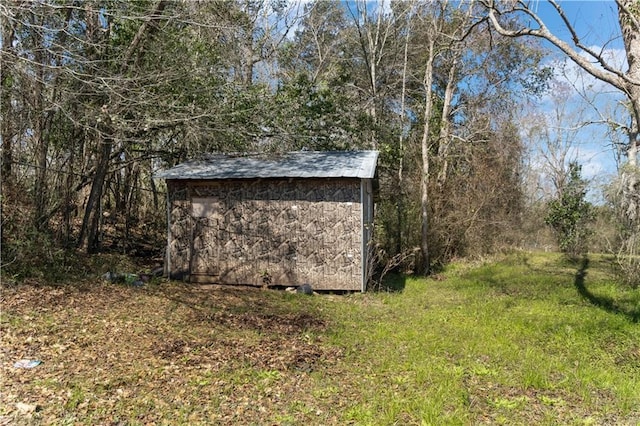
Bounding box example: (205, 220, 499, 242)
(256, 369, 281, 383)
(491, 395, 529, 410)
(64, 385, 86, 411)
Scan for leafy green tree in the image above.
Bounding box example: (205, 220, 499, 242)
(482, 0, 640, 284)
(0, 0, 561, 280)
(545, 162, 594, 258)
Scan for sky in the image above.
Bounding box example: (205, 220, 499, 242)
(533, 0, 623, 46)
(368, 0, 626, 199)
(296, 1, 622, 198)
(525, 0, 627, 199)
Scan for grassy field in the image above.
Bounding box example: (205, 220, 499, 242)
(1, 252, 639, 425)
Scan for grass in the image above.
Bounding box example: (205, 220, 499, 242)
(1, 251, 639, 425)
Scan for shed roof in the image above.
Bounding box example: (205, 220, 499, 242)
(154, 150, 379, 180)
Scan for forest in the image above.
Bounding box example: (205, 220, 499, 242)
(1, 0, 639, 286)
(2, 1, 640, 423)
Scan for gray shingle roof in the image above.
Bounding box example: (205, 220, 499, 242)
(154, 151, 379, 180)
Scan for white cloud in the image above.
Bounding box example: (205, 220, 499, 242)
(546, 46, 627, 100)
(531, 44, 629, 179)
(567, 145, 614, 180)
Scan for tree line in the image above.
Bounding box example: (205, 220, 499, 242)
(1, 0, 638, 285)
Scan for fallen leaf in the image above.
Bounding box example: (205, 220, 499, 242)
(15, 402, 37, 414)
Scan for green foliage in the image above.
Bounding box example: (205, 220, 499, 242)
(545, 162, 595, 258)
(1, 227, 65, 283)
(270, 73, 372, 151)
(1, 188, 73, 283)
(1, 0, 564, 273)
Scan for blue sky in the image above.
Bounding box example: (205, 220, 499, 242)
(309, 1, 624, 198)
(524, 1, 627, 199)
(534, 0, 623, 48)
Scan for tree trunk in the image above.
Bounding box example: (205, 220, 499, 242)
(240, 5, 255, 88)
(353, 0, 388, 149)
(617, 0, 639, 167)
(436, 59, 457, 187)
(149, 158, 159, 211)
(121, 159, 140, 246)
(78, 126, 112, 253)
(32, 17, 49, 230)
(626, 103, 638, 168)
(396, 10, 412, 255)
(420, 38, 435, 275)
(366, 3, 385, 148)
(1, 11, 14, 182)
(63, 133, 77, 247)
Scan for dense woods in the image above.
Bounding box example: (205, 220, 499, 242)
(1, 0, 638, 284)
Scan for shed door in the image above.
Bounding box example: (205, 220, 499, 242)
(190, 197, 220, 280)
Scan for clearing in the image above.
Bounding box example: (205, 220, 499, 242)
(1, 252, 639, 425)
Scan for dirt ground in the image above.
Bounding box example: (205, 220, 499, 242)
(1, 281, 345, 425)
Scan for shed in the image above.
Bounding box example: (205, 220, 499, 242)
(155, 150, 379, 291)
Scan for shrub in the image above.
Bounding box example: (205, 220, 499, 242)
(544, 162, 594, 259)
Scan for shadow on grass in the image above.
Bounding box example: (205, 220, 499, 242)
(368, 273, 407, 293)
(574, 257, 640, 323)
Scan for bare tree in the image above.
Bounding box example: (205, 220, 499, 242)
(396, 1, 415, 255)
(482, 0, 640, 281)
(481, 0, 639, 166)
(418, 18, 436, 274)
(412, 0, 479, 273)
(78, 0, 169, 253)
(216, 0, 302, 88)
(534, 80, 594, 198)
(349, 0, 397, 148)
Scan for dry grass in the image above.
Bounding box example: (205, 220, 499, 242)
(1, 282, 343, 425)
(2, 252, 640, 425)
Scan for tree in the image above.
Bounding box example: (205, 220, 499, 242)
(482, 0, 639, 166)
(400, 0, 549, 270)
(1, 4, 15, 182)
(347, 0, 401, 148)
(607, 164, 640, 287)
(1, 1, 241, 254)
(524, 79, 595, 200)
(402, 0, 477, 273)
(482, 0, 640, 276)
(77, 0, 170, 253)
(0, 0, 556, 280)
(545, 162, 594, 258)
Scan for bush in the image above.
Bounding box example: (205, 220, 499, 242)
(544, 162, 594, 259)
